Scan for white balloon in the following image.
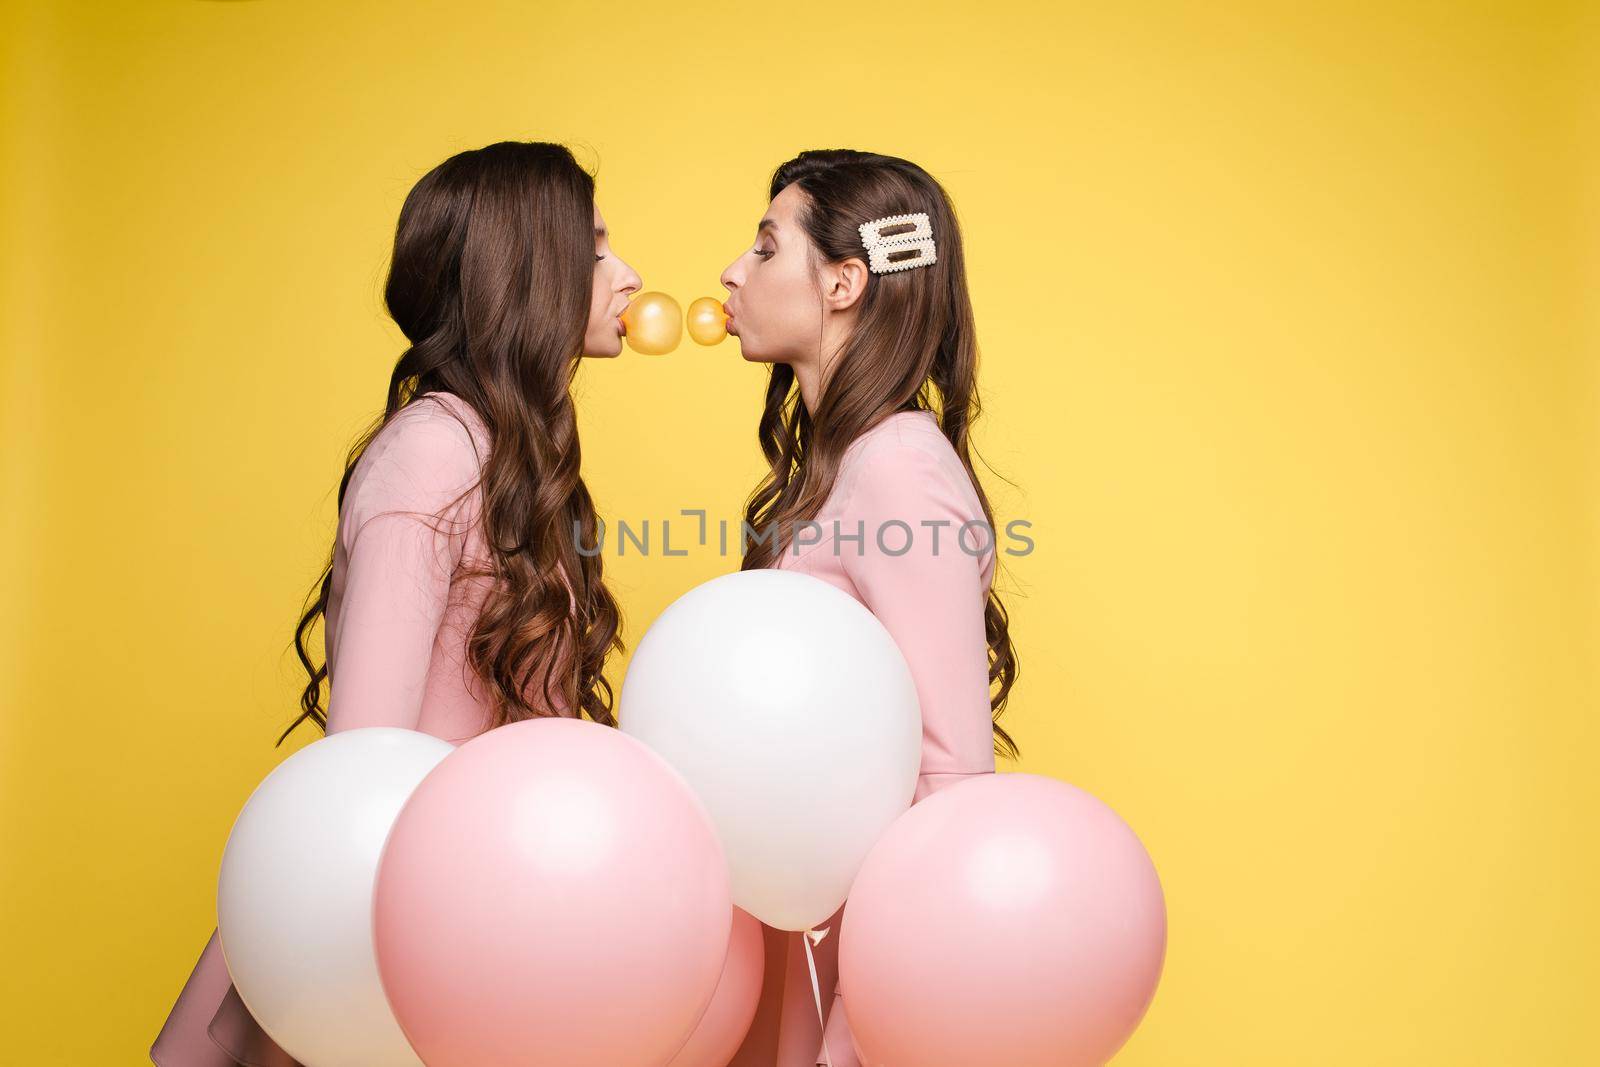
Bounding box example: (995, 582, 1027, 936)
(620, 569, 921, 931)
(217, 727, 454, 1067)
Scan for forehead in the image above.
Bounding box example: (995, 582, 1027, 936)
(764, 183, 808, 230)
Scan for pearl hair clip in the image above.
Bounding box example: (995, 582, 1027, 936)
(858, 212, 938, 274)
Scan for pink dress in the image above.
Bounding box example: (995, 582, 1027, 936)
(153, 402, 996, 1067)
(726, 409, 1000, 1067)
(150, 391, 567, 1066)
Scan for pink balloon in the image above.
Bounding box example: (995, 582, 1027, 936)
(839, 774, 1165, 1067)
(664, 907, 765, 1067)
(373, 718, 731, 1067)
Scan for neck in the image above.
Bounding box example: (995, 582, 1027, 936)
(794, 309, 854, 414)
(794, 361, 821, 413)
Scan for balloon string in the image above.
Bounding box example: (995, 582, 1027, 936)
(803, 926, 834, 1067)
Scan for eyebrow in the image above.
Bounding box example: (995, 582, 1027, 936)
(756, 218, 776, 235)
(594, 226, 607, 238)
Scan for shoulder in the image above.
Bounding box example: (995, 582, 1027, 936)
(839, 412, 978, 517)
(415, 390, 490, 457)
(343, 394, 486, 533)
(369, 395, 483, 485)
(833, 413, 997, 582)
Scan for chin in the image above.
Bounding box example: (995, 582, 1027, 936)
(736, 341, 775, 364)
(582, 339, 624, 358)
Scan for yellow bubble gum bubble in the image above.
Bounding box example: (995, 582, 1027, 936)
(620, 292, 683, 356)
(686, 297, 728, 346)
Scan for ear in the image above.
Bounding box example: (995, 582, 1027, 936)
(822, 256, 870, 313)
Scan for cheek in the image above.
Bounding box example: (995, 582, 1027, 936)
(749, 264, 789, 316)
(764, 265, 817, 338)
(582, 285, 607, 341)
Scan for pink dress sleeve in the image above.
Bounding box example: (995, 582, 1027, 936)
(326, 409, 481, 735)
(840, 439, 998, 798)
(818, 439, 997, 1066)
(151, 405, 485, 1067)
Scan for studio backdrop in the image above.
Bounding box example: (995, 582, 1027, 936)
(1, 2, 1595, 1064)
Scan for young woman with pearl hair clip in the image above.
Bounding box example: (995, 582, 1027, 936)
(719, 148, 1022, 1067)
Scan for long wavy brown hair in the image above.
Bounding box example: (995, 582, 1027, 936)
(740, 149, 1020, 762)
(278, 141, 623, 746)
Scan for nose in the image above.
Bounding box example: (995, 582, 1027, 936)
(719, 258, 742, 293)
(618, 261, 641, 296)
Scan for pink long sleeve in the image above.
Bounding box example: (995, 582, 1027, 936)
(324, 405, 483, 735)
(730, 411, 1003, 1067)
(818, 434, 997, 1067)
(151, 397, 497, 1067)
(839, 438, 998, 800)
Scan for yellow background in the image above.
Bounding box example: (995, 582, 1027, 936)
(3, 1, 1594, 1062)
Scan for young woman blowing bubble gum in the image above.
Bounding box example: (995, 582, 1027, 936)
(150, 140, 644, 1067)
(719, 150, 1022, 1067)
